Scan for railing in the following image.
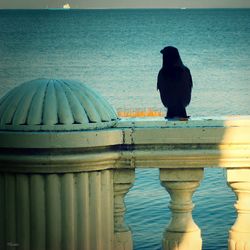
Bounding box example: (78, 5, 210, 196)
(0, 117, 250, 250)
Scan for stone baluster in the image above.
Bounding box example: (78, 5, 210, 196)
(113, 169, 135, 250)
(226, 168, 250, 250)
(160, 168, 203, 250)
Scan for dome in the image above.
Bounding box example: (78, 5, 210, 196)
(0, 79, 118, 131)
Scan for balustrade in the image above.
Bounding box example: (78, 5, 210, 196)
(1, 117, 250, 250)
(0, 78, 249, 250)
(114, 169, 135, 250)
(160, 169, 203, 250)
(227, 169, 250, 249)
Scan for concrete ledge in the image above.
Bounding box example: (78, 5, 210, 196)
(0, 129, 123, 148)
(0, 116, 250, 171)
(116, 116, 250, 128)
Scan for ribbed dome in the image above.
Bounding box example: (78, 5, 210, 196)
(0, 79, 118, 131)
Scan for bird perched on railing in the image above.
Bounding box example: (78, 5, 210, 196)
(157, 46, 193, 119)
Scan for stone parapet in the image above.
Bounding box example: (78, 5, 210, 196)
(0, 79, 250, 250)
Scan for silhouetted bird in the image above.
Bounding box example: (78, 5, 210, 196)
(157, 46, 193, 119)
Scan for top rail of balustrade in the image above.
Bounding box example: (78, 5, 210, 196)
(0, 116, 250, 171)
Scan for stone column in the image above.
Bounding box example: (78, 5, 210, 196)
(0, 78, 122, 250)
(160, 168, 203, 250)
(227, 168, 250, 250)
(0, 169, 115, 250)
(113, 169, 135, 250)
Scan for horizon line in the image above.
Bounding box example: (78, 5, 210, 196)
(1, 7, 250, 10)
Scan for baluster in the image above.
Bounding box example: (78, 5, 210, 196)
(227, 168, 250, 250)
(160, 168, 203, 250)
(113, 169, 135, 250)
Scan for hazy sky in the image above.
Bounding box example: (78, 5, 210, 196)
(0, 0, 250, 9)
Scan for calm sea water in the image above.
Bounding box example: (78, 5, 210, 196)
(0, 9, 250, 249)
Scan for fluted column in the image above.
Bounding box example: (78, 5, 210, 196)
(0, 170, 114, 250)
(160, 168, 203, 250)
(113, 169, 135, 250)
(227, 168, 250, 250)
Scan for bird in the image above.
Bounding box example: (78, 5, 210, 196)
(157, 46, 193, 119)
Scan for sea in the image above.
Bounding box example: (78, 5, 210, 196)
(0, 9, 250, 250)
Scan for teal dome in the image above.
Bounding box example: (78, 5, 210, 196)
(0, 79, 118, 131)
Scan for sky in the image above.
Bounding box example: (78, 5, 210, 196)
(0, 0, 250, 9)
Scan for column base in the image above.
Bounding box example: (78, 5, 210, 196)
(114, 231, 133, 250)
(163, 230, 202, 250)
(229, 230, 250, 250)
